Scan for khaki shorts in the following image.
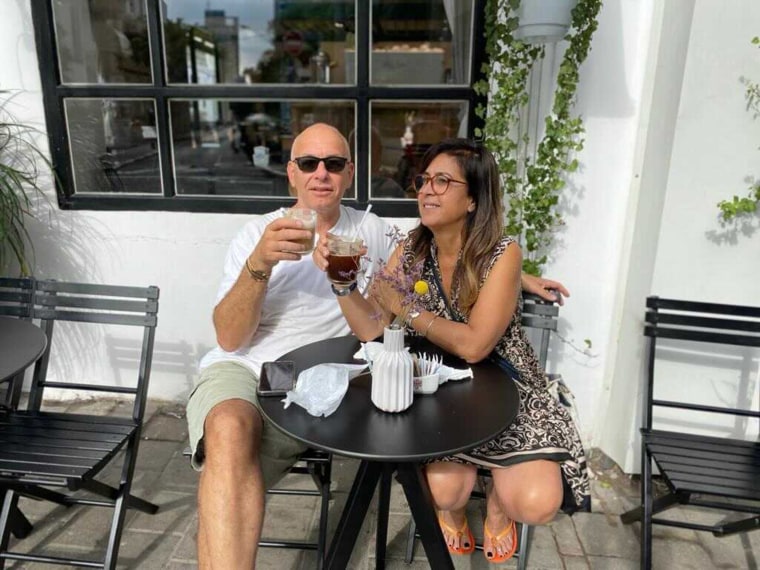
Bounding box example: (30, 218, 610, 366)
(186, 361, 307, 490)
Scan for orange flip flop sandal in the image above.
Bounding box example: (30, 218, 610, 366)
(437, 512, 475, 555)
(484, 518, 517, 563)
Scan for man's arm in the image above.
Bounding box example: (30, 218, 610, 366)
(213, 217, 314, 351)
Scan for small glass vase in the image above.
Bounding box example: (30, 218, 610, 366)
(371, 325, 414, 412)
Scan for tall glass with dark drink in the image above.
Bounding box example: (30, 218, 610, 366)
(327, 233, 363, 285)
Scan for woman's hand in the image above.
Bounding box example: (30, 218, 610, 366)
(520, 274, 570, 305)
(312, 233, 330, 272)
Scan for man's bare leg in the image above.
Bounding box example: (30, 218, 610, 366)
(197, 400, 266, 569)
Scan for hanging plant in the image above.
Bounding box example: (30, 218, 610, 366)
(475, 0, 603, 275)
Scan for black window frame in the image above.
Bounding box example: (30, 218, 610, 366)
(31, 0, 487, 217)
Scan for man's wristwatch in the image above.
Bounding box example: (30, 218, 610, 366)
(331, 282, 357, 296)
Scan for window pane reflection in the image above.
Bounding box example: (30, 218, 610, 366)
(169, 100, 355, 197)
(163, 1, 356, 85)
(369, 0, 472, 85)
(370, 101, 468, 198)
(65, 99, 161, 194)
(53, 0, 151, 84)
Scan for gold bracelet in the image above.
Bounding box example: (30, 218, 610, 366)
(422, 315, 438, 338)
(245, 258, 270, 282)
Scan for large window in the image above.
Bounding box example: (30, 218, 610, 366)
(34, 0, 485, 215)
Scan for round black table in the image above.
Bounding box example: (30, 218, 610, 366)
(259, 335, 519, 570)
(0, 316, 47, 383)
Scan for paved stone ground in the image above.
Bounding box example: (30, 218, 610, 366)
(4, 399, 759, 569)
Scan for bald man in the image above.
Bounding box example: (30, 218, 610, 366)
(186, 123, 394, 568)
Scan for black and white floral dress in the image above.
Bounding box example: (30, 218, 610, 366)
(403, 235, 591, 513)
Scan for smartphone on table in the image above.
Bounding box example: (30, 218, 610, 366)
(257, 360, 296, 397)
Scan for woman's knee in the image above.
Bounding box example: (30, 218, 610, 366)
(511, 484, 562, 524)
(492, 461, 563, 524)
(425, 463, 477, 509)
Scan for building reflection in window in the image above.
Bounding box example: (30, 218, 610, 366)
(163, 1, 356, 85)
(370, 101, 469, 199)
(53, 0, 152, 84)
(169, 100, 355, 198)
(65, 99, 161, 194)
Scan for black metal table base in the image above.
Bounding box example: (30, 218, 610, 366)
(325, 460, 452, 570)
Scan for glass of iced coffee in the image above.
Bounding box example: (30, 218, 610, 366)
(326, 233, 363, 285)
(284, 208, 317, 253)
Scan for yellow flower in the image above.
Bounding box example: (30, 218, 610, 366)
(414, 280, 429, 295)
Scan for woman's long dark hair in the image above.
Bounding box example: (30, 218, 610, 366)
(407, 138, 504, 315)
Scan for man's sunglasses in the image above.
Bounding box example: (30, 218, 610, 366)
(292, 155, 349, 173)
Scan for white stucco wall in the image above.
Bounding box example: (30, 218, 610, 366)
(598, 0, 760, 472)
(653, 2, 760, 299)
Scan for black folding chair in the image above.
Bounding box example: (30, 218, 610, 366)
(0, 279, 160, 569)
(404, 292, 561, 569)
(620, 296, 760, 569)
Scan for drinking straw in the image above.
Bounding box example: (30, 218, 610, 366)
(352, 204, 373, 240)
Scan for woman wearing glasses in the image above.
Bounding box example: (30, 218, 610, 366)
(321, 138, 590, 563)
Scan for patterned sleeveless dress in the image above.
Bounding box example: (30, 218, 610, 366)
(402, 235, 591, 513)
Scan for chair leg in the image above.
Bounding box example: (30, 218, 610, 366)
(315, 457, 332, 570)
(641, 448, 653, 570)
(104, 434, 145, 570)
(0, 490, 20, 570)
(516, 523, 531, 570)
(404, 518, 418, 563)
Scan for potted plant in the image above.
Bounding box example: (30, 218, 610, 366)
(513, 0, 578, 43)
(475, 0, 603, 275)
(0, 91, 52, 276)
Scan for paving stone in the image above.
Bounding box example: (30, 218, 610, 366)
(158, 446, 201, 490)
(253, 545, 304, 569)
(140, 404, 188, 442)
(591, 479, 638, 516)
(550, 513, 584, 556)
(129, 489, 196, 534)
(523, 524, 563, 569)
(564, 555, 591, 569)
(574, 512, 639, 559)
(697, 531, 756, 569)
(170, 514, 199, 562)
(588, 555, 639, 569)
(134, 438, 182, 472)
(117, 529, 182, 569)
(650, 538, 712, 569)
(261, 502, 317, 543)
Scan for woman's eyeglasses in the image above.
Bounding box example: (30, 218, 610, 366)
(292, 155, 349, 173)
(412, 173, 468, 196)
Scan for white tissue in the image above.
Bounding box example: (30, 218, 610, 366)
(282, 363, 368, 417)
(353, 343, 472, 385)
(437, 364, 473, 385)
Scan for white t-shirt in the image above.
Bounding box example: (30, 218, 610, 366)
(199, 206, 395, 376)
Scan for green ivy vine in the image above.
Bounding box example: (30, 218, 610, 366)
(475, 0, 603, 275)
(717, 36, 760, 223)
